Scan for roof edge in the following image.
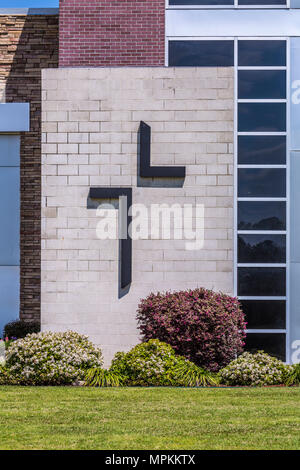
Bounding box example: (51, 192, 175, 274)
(0, 8, 59, 16)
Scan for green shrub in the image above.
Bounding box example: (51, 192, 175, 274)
(3, 320, 40, 340)
(0, 365, 19, 385)
(110, 339, 217, 387)
(285, 363, 300, 386)
(219, 351, 291, 386)
(5, 331, 103, 385)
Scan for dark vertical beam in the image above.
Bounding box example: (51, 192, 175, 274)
(88, 187, 132, 291)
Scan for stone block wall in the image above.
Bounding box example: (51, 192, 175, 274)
(0, 13, 59, 322)
(41, 66, 234, 363)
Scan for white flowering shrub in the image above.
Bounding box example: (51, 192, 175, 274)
(5, 331, 103, 385)
(219, 351, 292, 386)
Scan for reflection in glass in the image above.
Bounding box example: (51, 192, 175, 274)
(170, 0, 234, 3)
(238, 168, 286, 197)
(238, 135, 286, 165)
(240, 300, 286, 329)
(238, 40, 286, 66)
(245, 333, 286, 362)
(239, 0, 285, 4)
(238, 70, 286, 100)
(238, 234, 286, 263)
(238, 201, 286, 230)
(168, 40, 234, 67)
(238, 267, 286, 296)
(238, 103, 286, 132)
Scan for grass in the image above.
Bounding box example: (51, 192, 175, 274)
(0, 386, 299, 450)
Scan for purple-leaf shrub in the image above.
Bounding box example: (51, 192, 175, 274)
(137, 288, 246, 372)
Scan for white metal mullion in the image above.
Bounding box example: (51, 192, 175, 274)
(286, 36, 290, 363)
(238, 99, 287, 103)
(238, 164, 286, 168)
(246, 329, 287, 333)
(238, 131, 287, 136)
(238, 230, 286, 234)
(238, 263, 286, 267)
(234, 37, 238, 298)
(238, 197, 286, 201)
(238, 66, 286, 70)
(239, 296, 286, 300)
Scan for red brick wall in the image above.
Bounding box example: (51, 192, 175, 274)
(0, 14, 59, 323)
(59, 0, 165, 67)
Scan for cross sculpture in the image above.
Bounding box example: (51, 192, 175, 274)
(88, 121, 186, 296)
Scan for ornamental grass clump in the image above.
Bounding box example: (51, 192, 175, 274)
(219, 351, 292, 386)
(137, 288, 246, 372)
(5, 331, 103, 385)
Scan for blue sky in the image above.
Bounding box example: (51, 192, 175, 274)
(0, 0, 59, 7)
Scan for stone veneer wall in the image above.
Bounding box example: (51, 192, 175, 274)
(41, 67, 234, 363)
(0, 13, 59, 322)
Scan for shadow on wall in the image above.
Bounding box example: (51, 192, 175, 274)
(0, 14, 59, 322)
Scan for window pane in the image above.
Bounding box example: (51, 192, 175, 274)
(238, 267, 286, 296)
(238, 168, 286, 197)
(0, 135, 20, 167)
(170, 0, 234, 3)
(238, 40, 286, 66)
(238, 135, 286, 165)
(238, 234, 286, 263)
(238, 201, 286, 230)
(168, 40, 234, 67)
(240, 300, 286, 329)
(245, 333, 286, 362)
(0, 168, 20, 266)
(0, 267, 20, 342)
(239, 0, 286, 4)
(238, 70, 286, 100)
(238, 103, 286, 132)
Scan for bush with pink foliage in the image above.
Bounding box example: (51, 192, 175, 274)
(137, 288, 246, 372)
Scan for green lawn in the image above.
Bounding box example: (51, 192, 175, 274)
(0, 386, 299, 450)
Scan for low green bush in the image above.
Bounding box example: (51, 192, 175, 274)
(219, 351, 292, 386)
(109, 339, 218, 387)
(285, 363, 300, 386)
(5, 331, 103, 386)
(0, 365, 19, 385)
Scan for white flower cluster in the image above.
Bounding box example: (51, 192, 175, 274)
(219, 351, 292, 386)
(5, 331, 103, 385)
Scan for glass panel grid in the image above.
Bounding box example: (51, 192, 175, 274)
(236, 38, 288, 359)
(166, 36, 288, 359)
